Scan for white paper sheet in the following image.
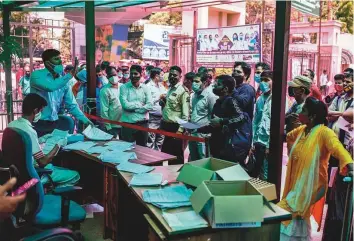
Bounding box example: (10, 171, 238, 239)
(104, 141, 135, 151)
(99, 151, 137, 164)
(83, 125, 113, 141)
(86, 145, 112, 154)
(41, 129, 69, 154)
(63, 141, 97, 152)
(162, 211, 208, 231)
(129, 173, 162, 186)
(176, 117, 204, 130)
(336, 117, 352, 133)
(116, 162, 154, 174)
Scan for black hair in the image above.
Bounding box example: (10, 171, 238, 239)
(170, 66, 182, 74)
(304, 96, 328, 126)
(106, 66, 117, 79)
(100, 61, 110, 70)
(130, 64, 143, 74)
(64, 65, 74, 72)
(260, 70, 273, 79)
(306, 69, 315, 79)
(95, 65, 102, 73)
(217, 75, 235, 93)
(185, 72, 196, 82)
(233, 61, 251, 80)
(150, 68, 161, 79)
(41, 49, 60, 63)
(198, 66, 208, 75)
(145, 65, 154, 72)
(22, 93, 47, 116)
(255, 62, 270, 71)
(334, 74, 345, 81)
(344, 68, 353, 74)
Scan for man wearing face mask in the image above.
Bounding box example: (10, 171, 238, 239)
(285, 76, 312, 134)
(197, 75, 252, 164)
(232, 61, 256, 121)
(144, 65, 154, 85)
(100, 67, 122, 138)
(120, 65, 130, 84)
(250, 70, 273, 180)
(119, 65, 153, 146)
(8, 94, 80, 187)
(328, 73, 353, 144)
(324, 74, 345, 107)
(189, 73, 217, 161)
(160, 66, 190, 164)
(30, 49, 93, 137)
(99, 61, 110, 86)
(19, 66, 31, 97)
(145, 68, 167, 150)
(254, 62, 270, 99)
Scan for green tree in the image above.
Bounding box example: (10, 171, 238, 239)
(335, 0, 353, 34)
(60, 20, 72, 62)
(148, 11, 182, 26)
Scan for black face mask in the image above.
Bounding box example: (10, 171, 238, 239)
(169, 77, 178, 86)
(288, 87, 295, 97)
(232, 73, 244, 85)
(213, 87, 224, 96)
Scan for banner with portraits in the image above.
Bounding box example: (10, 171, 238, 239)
(196, 24, 261, 67)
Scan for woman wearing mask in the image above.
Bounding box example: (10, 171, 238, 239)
(278, 97, 353, 241)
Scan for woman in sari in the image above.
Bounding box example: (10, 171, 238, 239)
(278, 97, 353, 241)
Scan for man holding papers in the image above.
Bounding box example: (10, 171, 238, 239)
(119, 65, 153, 146)
(8, 94, 80, 187)
(189, 73, 217, 161)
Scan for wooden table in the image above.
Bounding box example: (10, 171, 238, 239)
(116, 165, 292, 241)
(59, 140, 176, 240)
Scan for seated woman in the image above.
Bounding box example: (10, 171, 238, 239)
(278, 97, 353, 241)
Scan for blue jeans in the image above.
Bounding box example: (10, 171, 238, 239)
(188, 133, 206, 161)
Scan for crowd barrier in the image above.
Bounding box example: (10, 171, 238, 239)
(85, 114, 210, 157)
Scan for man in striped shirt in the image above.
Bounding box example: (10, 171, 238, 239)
(8, 94, 79, 187)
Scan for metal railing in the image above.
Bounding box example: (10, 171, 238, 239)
(0, 100, 23, 132)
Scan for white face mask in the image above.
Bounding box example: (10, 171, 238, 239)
(33, 112, 41, 123)
(54, 64, 64, 74)
(123, 73, 129, 79)
(109, 76, 119, 85)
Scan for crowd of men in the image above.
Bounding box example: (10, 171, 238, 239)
(5, 49, 354, 183)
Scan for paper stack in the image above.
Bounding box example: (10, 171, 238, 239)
(162, 211, 208, 231)
(104, 141, 135, 151)
(99, 151, 137, 164)
(40, 129, 69, 155)
(117, 162, 154, 174)
(142, 185, 193, 209)
(83, 125, 113, 141)
(63, 141, 97, 152)
(86, 145, 112, 154)
(129, 173, 163, 186)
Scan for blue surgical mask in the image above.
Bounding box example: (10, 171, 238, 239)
(254, 74, 261, 83)
(117, 72, 123, 78)
(54, 64, 64, 75)
(259, 81, 270, 93)
(33, 112, 41, 123)
(123, 73, 129, 79)
(192, 82, 202, 93)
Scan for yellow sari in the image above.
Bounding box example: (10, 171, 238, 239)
(278, 125, 353, 232)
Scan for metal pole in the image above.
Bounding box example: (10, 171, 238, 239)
(2, 7, 14, 123)
(193, 10, 198, 71)
(268, 1, 291, 202)
(29, 26, 33, 72)
(317, 1, 323, 88)
(71, 25, 76, 64)
(85, 1, 96, 101)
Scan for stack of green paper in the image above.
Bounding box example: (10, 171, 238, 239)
(162, 211, 208, 231)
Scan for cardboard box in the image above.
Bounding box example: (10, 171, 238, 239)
(249, 178, 277, 201)
(177, 158, 250, 188)
(190, 181, 265, 228)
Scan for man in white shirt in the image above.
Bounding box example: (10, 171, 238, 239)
(100, 67, 122, 138)
(320, 69, 328, 96)
(30, 49, 93, 137)
(145, 68, 167, 150)
(8, 94, 80, 187)
(119, 65, 153, 146)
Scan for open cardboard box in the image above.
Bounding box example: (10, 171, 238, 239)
(190, 180, 267, 228)
(177, 158, 250, 188)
